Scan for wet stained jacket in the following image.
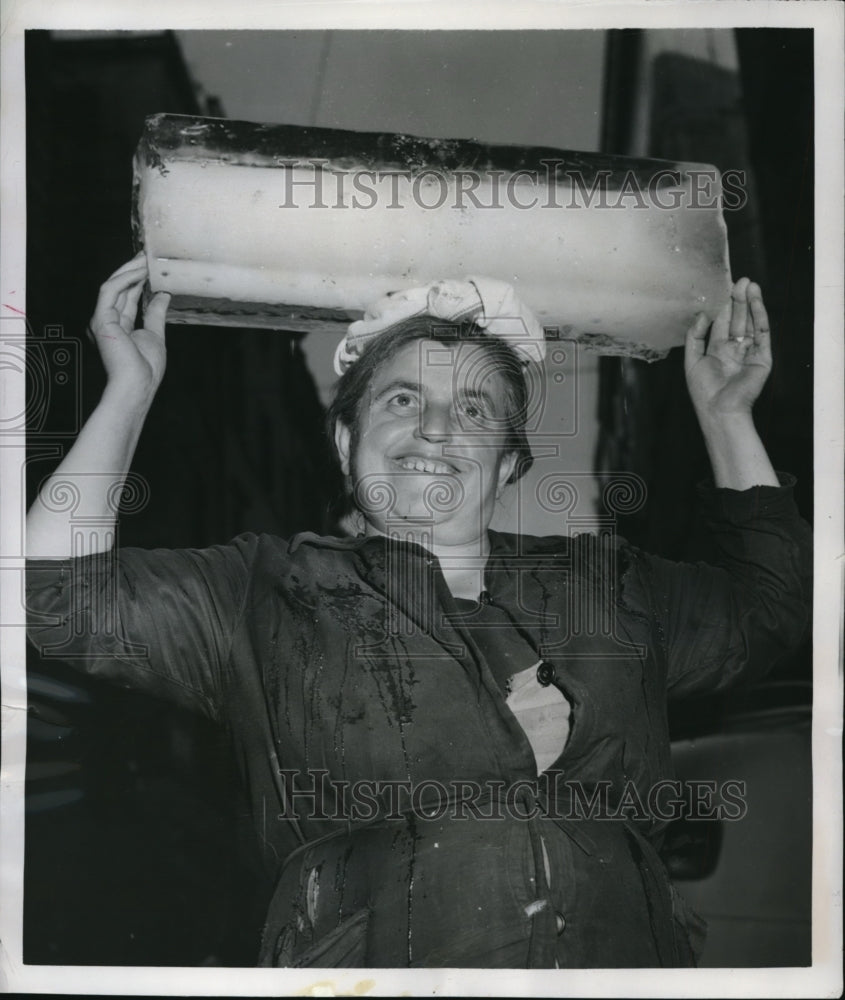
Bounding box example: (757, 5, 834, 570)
(25, 477, 812, 968)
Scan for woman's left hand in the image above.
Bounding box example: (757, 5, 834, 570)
(684, 277, 773, 419)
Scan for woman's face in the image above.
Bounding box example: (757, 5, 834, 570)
(335, 338, 518, 547)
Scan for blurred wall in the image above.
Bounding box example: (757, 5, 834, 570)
(176, 30, 605, 148)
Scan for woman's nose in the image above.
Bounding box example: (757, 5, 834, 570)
(415, 405, 453, 442)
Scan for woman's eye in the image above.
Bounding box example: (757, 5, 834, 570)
(459, 400, 486, 420)
(388, 393, 417, 410)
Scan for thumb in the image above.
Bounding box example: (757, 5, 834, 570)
(684, 313, 709, 370)
(143, 291, 170, 336)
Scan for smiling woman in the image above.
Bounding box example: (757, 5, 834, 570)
(24, 260, 811, 969)
(328, 322, 532, 579)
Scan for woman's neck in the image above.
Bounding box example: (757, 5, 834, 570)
(436, 558, 489, 601)
(423, 535, 491, 599)
(360, 517, 492, 600)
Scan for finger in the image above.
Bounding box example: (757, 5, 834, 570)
(94, 267, 147, 316)
(684, 313, 709, 366)
(729, 277, 751, 342)
(745, 282, 758, 338)
(142, 291, 171, 336)
(747, 282, 770, 330)
(114, 250, 146, 271)
(747, 283, 772, 362)
(121, 278, 146, 326)
(101, 253, 147, 286)
(709, 299, 732, 345)
(104, 252, 147, 282)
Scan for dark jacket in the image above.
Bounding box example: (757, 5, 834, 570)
(26, 477, 811, 968)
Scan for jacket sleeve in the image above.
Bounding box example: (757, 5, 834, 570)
(25, 534, 262, 721)
(620, 474, 812, 700)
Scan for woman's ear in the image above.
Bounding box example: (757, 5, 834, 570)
(334, 421, 352, 477)
(497, 451, 519, 493)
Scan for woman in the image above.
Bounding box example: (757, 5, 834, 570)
(26, 255, 811, 968)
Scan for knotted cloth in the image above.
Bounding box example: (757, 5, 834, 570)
(333, 277, 547, 375)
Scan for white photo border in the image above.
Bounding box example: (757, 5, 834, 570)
(1, 1, 842, 997)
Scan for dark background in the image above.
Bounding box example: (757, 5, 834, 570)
(23, 29, 813, 966)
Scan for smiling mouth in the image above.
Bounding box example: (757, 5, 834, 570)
(394, 456, 460, 475)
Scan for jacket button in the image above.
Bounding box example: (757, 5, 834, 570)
(536, 661, 557, 687)
(555, 912, 566, 933)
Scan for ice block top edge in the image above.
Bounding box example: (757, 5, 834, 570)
(137, 112, 722, 185)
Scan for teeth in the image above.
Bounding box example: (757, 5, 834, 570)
(398, 458, 455, 475)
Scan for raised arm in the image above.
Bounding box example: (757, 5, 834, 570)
(624, 280, 812, 697)
(26, 254, 170, 558)
(684, 277, 778, 489)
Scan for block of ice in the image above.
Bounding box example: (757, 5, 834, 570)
(133, 113, 731, 360)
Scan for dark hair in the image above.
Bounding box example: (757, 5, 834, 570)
(326, 318, 534, 488)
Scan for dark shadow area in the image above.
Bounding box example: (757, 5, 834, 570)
(24, 29, 340, 965)
(600, 28, 813, 966)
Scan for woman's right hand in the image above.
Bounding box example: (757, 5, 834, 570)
(28, 254, 170, 557)
(89, 252, 170, 401)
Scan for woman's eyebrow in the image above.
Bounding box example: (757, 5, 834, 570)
(456, 387, 497, 411)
